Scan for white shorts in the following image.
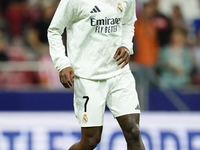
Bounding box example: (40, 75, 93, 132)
(73, 70, 140, 127)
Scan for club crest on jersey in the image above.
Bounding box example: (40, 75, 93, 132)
(83, 114, 88, 123)
(117, 2, 123, 13)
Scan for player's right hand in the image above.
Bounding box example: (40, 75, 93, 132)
(59, 67, 74, 89)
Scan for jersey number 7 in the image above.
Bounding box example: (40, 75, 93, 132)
(83, 96, 89, 112)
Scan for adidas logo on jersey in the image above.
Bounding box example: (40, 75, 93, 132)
(90, 6, 101, 13)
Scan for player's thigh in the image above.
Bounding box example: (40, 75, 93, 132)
(107, 71, 140, 118)
(74, 77, 108, 127)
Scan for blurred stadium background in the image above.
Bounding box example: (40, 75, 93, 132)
(0, 0, 200, 150)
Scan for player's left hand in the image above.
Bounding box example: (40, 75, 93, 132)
(114, 47, 130, 68)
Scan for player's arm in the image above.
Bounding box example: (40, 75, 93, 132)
(114, 0, 136, 68)
(47, 0, 75, 88)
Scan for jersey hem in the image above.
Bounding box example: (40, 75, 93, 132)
(74, 66, 130, 80)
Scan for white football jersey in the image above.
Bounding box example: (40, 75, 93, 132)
(48, 0, 136, 80)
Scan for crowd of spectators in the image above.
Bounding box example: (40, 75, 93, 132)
(0, 0, 62, 90)
(132, 0, 200, 91)
(0, 0, 200, 90)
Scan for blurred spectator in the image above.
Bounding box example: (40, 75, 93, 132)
(151, 0, 172, 47)
(34, 0, 58, 44)
(26, 28, 48, 60)
(4, 0, 26, 39)
(4, 38, 36, 89)
(171, 5, 188, 31)
(25, 0, 61, 89)
(0, 0, 61, 90)
(25, 27, 61, 89)
(133, 2, 159, 67)
(158, 28, 193, 89)
(23, 1, 42, 27)
(192, 29, 200, 85)
(132, 2, 159, 110)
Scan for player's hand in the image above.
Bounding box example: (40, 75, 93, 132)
(59, 67, 74, 89)
(114, 47, 130, 68)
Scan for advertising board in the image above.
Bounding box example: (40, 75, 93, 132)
(0, 112, 199, 150)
